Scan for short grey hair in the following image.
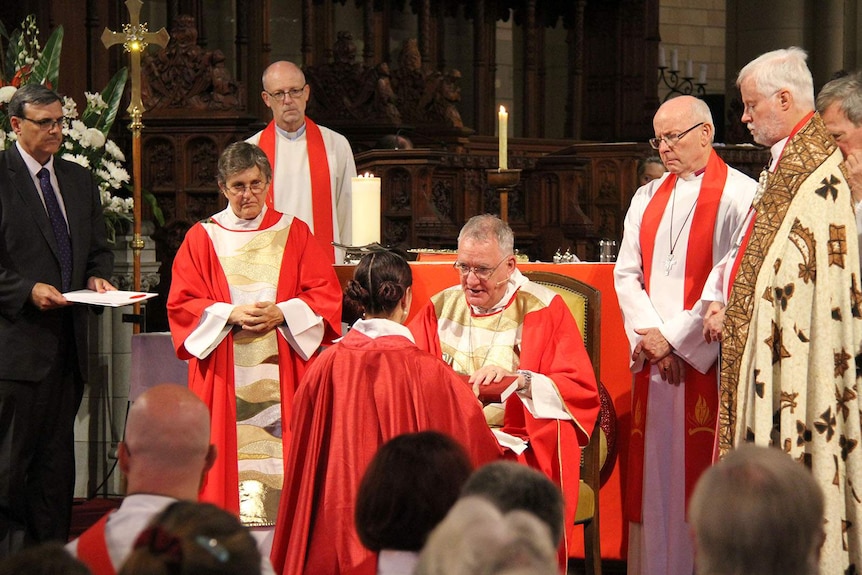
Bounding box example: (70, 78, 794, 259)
(737, 47, 815, 110)
(414, 496, 558, 575)
(217, 142, 272, 185)
(458, 214, 514, 256)
(8, 83, 62, 118)
(689, 444, 824, 575)
(816, 71, 862, 126)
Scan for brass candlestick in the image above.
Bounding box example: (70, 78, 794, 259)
(486, 169, 522, 223)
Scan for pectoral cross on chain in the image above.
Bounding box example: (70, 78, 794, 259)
(664, 252, 677, 275)
(101, 0, 169, 121)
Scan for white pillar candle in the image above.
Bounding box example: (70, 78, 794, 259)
(658, 46, 666, 68)
(671, 49, 679, 72)
(351, 173, 381, 246)
(685, 59, 693, 79)
(698, 64, 708, 84)
(498, 105, 508, 170)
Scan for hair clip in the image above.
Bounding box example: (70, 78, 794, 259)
(195, 535, 230, 563)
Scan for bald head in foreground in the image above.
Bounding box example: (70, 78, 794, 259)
(67, 384, 217, 573)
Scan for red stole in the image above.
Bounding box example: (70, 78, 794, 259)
(727, 111, 815, 289)
(258, 118, 336, 263)
(626, 150, 726, 522)
(76, 512, 116, 575)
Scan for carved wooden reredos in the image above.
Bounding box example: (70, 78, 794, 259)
(134, 13, 768, 272)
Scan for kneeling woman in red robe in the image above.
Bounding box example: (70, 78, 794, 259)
(270, 251, 503, 575)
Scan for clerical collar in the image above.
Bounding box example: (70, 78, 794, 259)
(275, 122, 307, 141)
(470, 268, 528, 315)
(678, 167, 706, 182)
(215, 205, 267, 230)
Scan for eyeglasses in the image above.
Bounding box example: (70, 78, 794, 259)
(453, 257, 508, 280)
(225, 180, 268, 196)
(19, 116, 68, 131)
(649, 122, 704, 150)
(264, 85, 307, 102)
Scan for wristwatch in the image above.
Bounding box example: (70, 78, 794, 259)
(516, 369, 532, 392)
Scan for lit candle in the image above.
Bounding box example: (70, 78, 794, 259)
(498, 105, 508, 170)
(350, 173, 381, 246)
(658, 46, 666, 68)
(698, 63, 708, 85)
(685, 59, 693, 79)
(671, 49, 679, 73)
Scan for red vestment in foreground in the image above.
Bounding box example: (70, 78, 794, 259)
(271, 325, 503, 575)
(168, 211, 341, 514)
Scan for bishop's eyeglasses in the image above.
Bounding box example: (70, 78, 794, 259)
(649, 122, 704, 150)
(453, 257, 507, 280)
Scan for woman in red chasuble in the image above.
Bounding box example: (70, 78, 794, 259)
(270, 251, 502, 575)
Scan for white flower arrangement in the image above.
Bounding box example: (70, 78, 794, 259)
(0, 15, 160, 244)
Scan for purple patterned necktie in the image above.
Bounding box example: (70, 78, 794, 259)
(37, 168, 72, 291)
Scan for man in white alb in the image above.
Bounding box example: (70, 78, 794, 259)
(614, 95, 755, 575)
(247, 60, 356, 263)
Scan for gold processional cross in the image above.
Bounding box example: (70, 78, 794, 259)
(101, 0, 168, 329)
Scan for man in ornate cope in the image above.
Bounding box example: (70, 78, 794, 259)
(247, 60, 356, 264)
(701, 47, 862, 574)
(409, 214, 600, 561)
(614, 95, 755, 575)
(167, 142, 342, 547)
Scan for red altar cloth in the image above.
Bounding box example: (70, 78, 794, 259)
(336, 262, 630, 560)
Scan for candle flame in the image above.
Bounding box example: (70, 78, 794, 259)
(499, 105, 506, 114)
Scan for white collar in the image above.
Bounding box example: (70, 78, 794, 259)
(377, 550, 419, 575)
(275, 121, 307, 141)
(16, 141, 53, 177)
(348, 318, 415, 343)
(470, 267, 528, 315)
(212, 205, 268, 230)
(769, 136, 790, 172)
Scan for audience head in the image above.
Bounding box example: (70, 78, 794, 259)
(636, 155, 666, 186)
(461, 461, 565, 546)
(121, 383, 215, 500)
(8, 83, 65, 164)
(816, 71, 862, 158)
(217, 142, 272, 221)
(0, 542, 91, 575)
(455, 214, 517, 311)
(345, 250, 413, 323)
(355, 431, 473, 553)
(650, 96, 714, 178)
(261, 61, 309, 132)
(736, 47, 815, 146)
(119, 501, 261, 575)
(414, 496, 558, 575)
(688, 444, 825, 575)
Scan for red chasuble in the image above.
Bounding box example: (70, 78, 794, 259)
(168, 211, 342, 515)
(270, 328, 502, 575)
(258, 118, 336, 263)
(626, 150, 727, 522)
(409, 287, 599, 558)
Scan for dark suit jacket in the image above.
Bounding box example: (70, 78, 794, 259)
(0, 144, 113, 382)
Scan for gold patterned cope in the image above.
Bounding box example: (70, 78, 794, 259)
(210, 222, 289, 527)
(720, 114, 862, 573)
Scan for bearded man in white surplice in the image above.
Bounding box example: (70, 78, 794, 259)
(614, 95, 756, 575)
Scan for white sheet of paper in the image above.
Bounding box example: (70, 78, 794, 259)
(63, 289, 157, 307)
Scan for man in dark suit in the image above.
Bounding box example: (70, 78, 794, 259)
(0, 84, 114, 554)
